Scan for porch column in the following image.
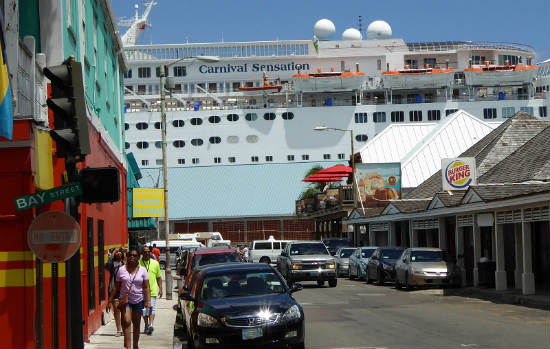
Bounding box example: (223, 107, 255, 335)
(389, 222, 397, 246)
(409, 220, 417, 247)
(521, 216, 535, 295)
(473, 215, 482, 287)
(438, 217, 447, 251)
(401, 222, 408, 247)
(207, 221, 213, 232)
(368, 225, 375, 246)
(494, 220, 507, 290)
(455, 218, 466, 286)
(514, 223, 523, 290)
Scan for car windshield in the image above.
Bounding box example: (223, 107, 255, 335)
(361, 249, 375, 258)
(381, 249, 403, 259)
(201, 270, 285, 299)
(411, 250, 448, 262)
(324, 240, 350, 248)
(339, 249, 354, 258)
(193, 253, 240, 267)
(290, 243, 329, 255)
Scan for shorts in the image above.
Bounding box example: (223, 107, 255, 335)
(142, 297, 157, 316)
(126, 300, 145, 315)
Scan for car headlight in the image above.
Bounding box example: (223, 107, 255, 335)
(383, 263, 393, 270)
(291, 263, 302, 270)
(326, 263, 335, 269)
(281, 305, 302, 322)
(413, 269, 425, 275)
(197, 313, 219, 328)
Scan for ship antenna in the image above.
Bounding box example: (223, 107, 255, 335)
(358, 16, 363, 35)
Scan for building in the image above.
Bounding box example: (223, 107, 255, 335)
(0, 1, 128, 347)
(345, 113, 549, 295)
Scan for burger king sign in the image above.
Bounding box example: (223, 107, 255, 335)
(441, 158, 477, 191)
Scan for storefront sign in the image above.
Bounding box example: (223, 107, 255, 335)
(355, 163, 401, 207)
(133, 188, 164, 217)
(442, 158, 477, 190)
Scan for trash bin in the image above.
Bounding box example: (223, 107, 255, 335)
(477, 261, 496, 287)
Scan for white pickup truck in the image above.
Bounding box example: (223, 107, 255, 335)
(249, 237, 291, 265)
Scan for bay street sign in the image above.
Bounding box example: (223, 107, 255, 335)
(14, 182, 82, 211)
(27, 210, 81, 263)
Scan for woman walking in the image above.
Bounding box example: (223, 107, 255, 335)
(109, 249, 151, 349)
(106, 247, 124, 337)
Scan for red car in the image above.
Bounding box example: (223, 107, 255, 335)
(182, 248, 241, 289)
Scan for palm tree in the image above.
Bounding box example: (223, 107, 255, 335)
(297, 165, 326, 200)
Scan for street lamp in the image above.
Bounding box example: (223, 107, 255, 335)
(159, 55, 219, 300)
(313, 125, 356, 207)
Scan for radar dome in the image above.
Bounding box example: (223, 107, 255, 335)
(341, 28, 362, 41)
(314, 19, 336, 41)
(366, 20, 392, 40)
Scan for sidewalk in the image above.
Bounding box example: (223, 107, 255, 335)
(86, 294, 178, 349)
(444, 286, 550, 311)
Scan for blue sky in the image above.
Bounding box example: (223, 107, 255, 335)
(111, 0, 549, 61)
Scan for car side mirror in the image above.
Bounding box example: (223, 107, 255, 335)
(281, 251, 288, 257)
(289, 283, 303, 293)
(179, 292, 195, 301)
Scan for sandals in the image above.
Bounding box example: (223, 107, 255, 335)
(115, 331, 122, 337)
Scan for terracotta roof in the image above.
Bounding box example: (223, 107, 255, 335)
(406, 113, 549, 199)
(469, 183, 550, 202)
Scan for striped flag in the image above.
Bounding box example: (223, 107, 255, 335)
(0, 13, 12, 140)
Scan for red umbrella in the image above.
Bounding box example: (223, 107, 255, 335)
(316, 164, 353, 176)
(302, 173, 345, 182)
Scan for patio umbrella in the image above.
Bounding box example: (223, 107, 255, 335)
(315, 164, 353, 176)
(302, 173, 345, 182)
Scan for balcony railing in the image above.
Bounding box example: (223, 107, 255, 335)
(296, 185, 354, 216)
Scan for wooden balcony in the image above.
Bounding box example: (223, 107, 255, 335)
(296, 185, 355, 216)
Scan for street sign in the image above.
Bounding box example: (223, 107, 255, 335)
(14, 182, 82, 211)
(27, 210, 81, 263)
(133, 188, 164, 217)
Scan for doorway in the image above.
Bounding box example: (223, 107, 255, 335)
(532, 221, 550, 290)
(463, 227, 474, 286)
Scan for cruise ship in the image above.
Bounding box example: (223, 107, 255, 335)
(121, 3, 548, 169)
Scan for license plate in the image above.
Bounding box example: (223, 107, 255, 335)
(242, 328, 263, 340)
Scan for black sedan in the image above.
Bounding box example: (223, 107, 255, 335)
(365, 247, 405, 285)
(180, 263, 305, 349)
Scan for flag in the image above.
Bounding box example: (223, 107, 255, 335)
(313, 35, 319, 55)
(0, 13, 12, 140)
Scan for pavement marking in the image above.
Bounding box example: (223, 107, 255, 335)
(356, 293, 385, 296)
(505, 316, 520, 320)
(409, 289, 444, 295)
(460, 344, 479, 347)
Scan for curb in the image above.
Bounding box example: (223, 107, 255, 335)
(444, 287, 550, 311)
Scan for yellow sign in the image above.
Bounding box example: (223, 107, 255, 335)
(133, 188, 164, 217)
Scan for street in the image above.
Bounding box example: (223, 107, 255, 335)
(294, 278, 549, 349)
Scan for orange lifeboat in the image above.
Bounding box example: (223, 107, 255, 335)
(292, 66, 367, 92)
(382, 64, 455, 89)
(238, 72, 282, 92)
(463, 60, 538, 86)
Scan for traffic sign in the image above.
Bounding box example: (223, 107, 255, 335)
(27, 210, 81, 263)
(14, 182, 82, 211)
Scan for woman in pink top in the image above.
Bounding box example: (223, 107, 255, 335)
(109, 249, 151, 349)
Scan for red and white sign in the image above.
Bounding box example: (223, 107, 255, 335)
(442, 157, 477, 191)
(27, 210, 81, 263)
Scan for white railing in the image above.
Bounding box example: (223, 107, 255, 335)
(15, 37, 47, 123)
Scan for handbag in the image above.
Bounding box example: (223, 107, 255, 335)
(117, 267, 137, 311)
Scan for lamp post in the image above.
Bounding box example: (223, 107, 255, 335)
(160, 55, 219, 299)
(314, 126, 357, 235)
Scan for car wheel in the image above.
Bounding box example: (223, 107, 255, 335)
(292, 341, 305, 349)
(348, 266, 355, 280)
(377, 269, 385, 286)
(317, 280, 325, 287)
(328, 278, 337, 287)
(395, 276, 402, 289)
(365, 269, 371, 284)
(405, 272, 412, 291)
(259, 257, 271, 264)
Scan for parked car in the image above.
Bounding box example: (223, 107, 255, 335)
(322, 238, 351, 255)
(153, 240, 203, 269)
(348, 246, 378, 280)
(334, 247, 356, 277)
(179, 263, 305, 349)
(249, 238, 291, 265)
(365, 247, 405, 285)
(394, 247, 460, 289)
(181, 248, 241, 287)
(277, 241, 337, 287)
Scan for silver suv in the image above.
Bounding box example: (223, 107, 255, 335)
(277, 241, 337, 287)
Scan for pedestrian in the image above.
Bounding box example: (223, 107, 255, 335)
(109, 249, 151, 349)
(139, 246, 163, 335)
(151, 243, 161, 261)
(106, 247, 124, 337)
(240, 245, 249, 263)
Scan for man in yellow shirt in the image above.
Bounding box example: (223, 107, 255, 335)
(139, 246, 163, 335)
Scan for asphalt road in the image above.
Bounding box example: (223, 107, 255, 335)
(293, 277, 549, 349)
